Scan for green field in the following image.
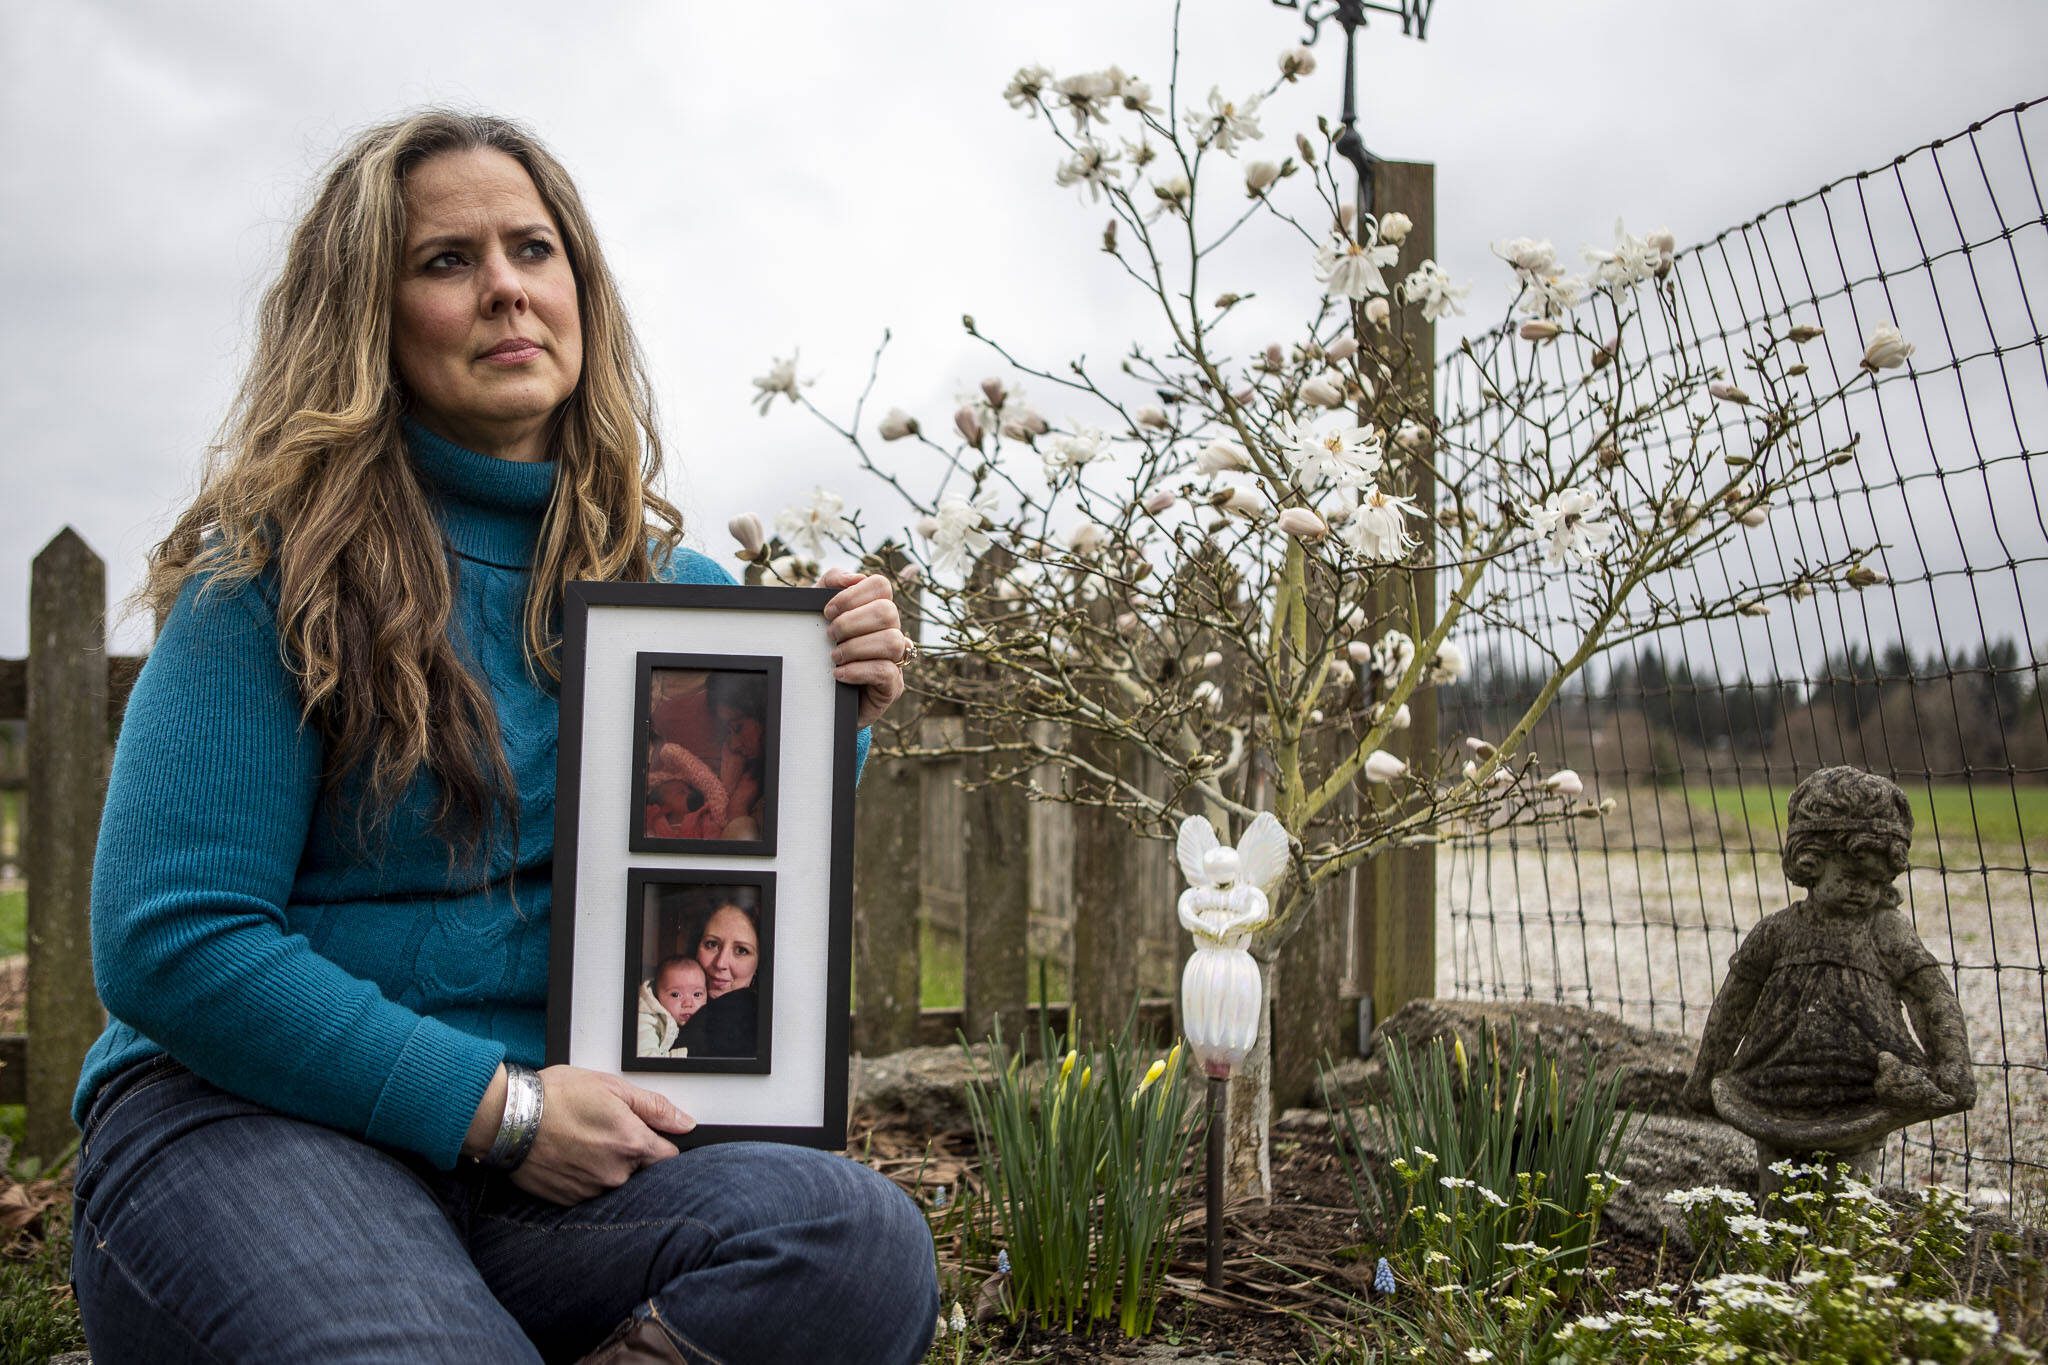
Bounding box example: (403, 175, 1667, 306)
(1684, 782, 2048, 860)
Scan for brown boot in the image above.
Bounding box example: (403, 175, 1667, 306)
(576, 1305, 696, 1365)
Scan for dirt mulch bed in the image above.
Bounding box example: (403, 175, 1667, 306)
(848, 1111, 1668, 1361)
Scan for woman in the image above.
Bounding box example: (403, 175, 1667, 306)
(675, 901, 764, 1059)
(66, 110, 936, 1364)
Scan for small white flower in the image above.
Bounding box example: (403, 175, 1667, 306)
(1394, 419, 1429, 451)
(1861, 323, 1915, 371)
(1195, 439, 1252, 474)
(926, 488, 1000, 577)
(1327, 658, 1355, 686)
(1276, 507, 1328, 541)
(1371, 630, 1414, 680)
(750, 354, 806, 415)
(1200, 650, 1224, 670)
(1645, 226, 1677, 273)
(1401, 259, 1469, 322)
(1542, 769, 1584, 798)
(1051, 69, 1116, 132)
(1066, 521, 1110, 556)
(1426, 640, 1466, 686)
(1105, 65, 1161, 115)
(1378, 211, 1414, 245)
(1299, 373, 1347, 409)
(1003, 65, 1052, 114)
(1043, 429, 1111, 479)
(878, 408, 919, 441)
(1314, 225, 1401, 300)
(1191, 679, 1223, 712)
(1364, 750, 1408, 783)
(1185, 86, 1264, 153)
(1584, 219, 1665, 291)
(1281, 417, 1384, 489)
(1245, 160, 1282, 196)
(1338, 485, 1422, 562)
(1516, 271, 1586, 320)
(1373, 701, 1411, 730)
(1054, 139, 1121, 201)
(949, 1301, 967, 1335)
(1527, 487, 1616, 567)
(776, 487, 853, 558)
(1464, 1350, 1494, 1362)
(1493, 237, 1559, 275)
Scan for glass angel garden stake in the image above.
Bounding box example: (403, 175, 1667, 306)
(1177, 810, 1290, 1289)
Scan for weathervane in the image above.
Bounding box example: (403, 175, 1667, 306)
(1267, 0, 1434, 220)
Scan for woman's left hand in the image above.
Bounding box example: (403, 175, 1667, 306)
(820, 567, 908, 728)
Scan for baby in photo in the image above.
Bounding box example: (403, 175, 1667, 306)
(635, 955, 708, 1056)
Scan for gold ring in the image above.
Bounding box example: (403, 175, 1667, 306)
(897, 639, 918, 667)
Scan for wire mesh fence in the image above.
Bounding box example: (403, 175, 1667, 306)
(1436, 97, 2048, 1195)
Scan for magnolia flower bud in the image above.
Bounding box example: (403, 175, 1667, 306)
(1300, 374, 1346, 408)
(1276, 507, 1328, 541)
(1541, 769, 1584, 798)
(1327, 658, 1354, 686)
(1519, 319, 1562, 342)
(1786, 363, 1809, 377)
(1001, 407, 1049, 441)
(1136, 405, 1171, 430)
(955, 405, 984, 448)
(1115, 611, 1140, 635)
(1737, 501, 1770, 527)
(1196, 440, 1251, 474)
(1346, 640, 1372, 665)
(1358, 298, 1388, 329)
(1144, 488, 1177, 515)
(1325, 336, 1359, 362)
(1464, 736, 1496, 758)
(1211, 485, 1264, 517)
(1280, 46, 1316, 80)
(1709, 381, 1752, 405)
(1295, 132, 1317, 165)
(1789, 579, 1815, 601)
(1339, 203, 1357, 235)
(1860, 324, 1914, 372)
(1364, 749, 1408, 783)
(898, 562, 924, 585)
(913, 515, 939, 539)
(728, 513, 766, 557)
(1737, 600, 1772, 616)
(1845, 562, 1888, 589)
(1646, 226, 1677, 275)
(1787, 324, 1824, 343)
(1191, 680, 1223, 712)
(1378, 211, 1413, 245)
(1373, 701, 1412, 731)
(1067, 522, 1109, 555)
(980, 377, 1008, 409)
(1394, 419, 1429, 452)
(1245, 160, 1282, 196)
(1200, 650, 1224, 670)
(1232, 386, 1255, 404)
(1264, 343, 1287, 371)
(878, 407, 920, 441)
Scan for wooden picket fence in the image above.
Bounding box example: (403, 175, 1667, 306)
(1, 526, 1438, 1162)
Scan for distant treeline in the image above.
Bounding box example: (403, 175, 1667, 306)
(1443, 638, 2046, 782)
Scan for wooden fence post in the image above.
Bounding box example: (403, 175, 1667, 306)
(959, 550, 1028, 1044)
(853, 550, 922, 1054)
(25, 528, 108, 1161)
(1357, 158, 1441, 1031)
(1068, 724, 1141, 1042)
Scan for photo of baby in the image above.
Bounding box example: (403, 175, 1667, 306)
(623, 870, 774, 1074)
(631, 655, 781, 854)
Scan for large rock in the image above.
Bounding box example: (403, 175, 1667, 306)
(1321, 998, 1700, 1118)
(1604, 1112, 1758, 1255)
(850, 1045, 988, 1132)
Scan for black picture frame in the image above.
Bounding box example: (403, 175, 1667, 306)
(628, 651, 783, 856)
(549, 581, 860, 1151)
(622, 868, 776, 1075)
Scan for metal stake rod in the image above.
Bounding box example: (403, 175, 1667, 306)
(1205, 1074, 1228, 1288)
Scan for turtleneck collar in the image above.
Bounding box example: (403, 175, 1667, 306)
(404, 417, 556, 570)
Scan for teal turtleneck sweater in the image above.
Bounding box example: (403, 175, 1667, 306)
(73, 423, 866, 1168)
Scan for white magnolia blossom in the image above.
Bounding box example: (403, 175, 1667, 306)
(1042, 429, 1111, 479)
(1528, 486, 1617, 566)
(1051, 70, 1116, 131)
(1370, 628, 1416, 680)
(1340, 485, 1423, 562)
(1066, 520, 1110, 556)
(1363, 296, 1391, 327)
(1281, 417, 1384, 489)
(877, 408, 919, 441)
(1542, 769, 1585, 798)
(1244, 159, 1282, 196)
(1401, 259, 1470, 322)
(926, 488, 999, 577)
(1105, 65, 1161, 115)
(1185, 86, 1263, 153)
(1861, 323, 1915, 371)
(1275, 507, 1327, 541)
(776, 487, 853, 558)
(999, 405, 1049, 442)
(1299, 373, 1347, 408)
(1378, 211, 1414, 245)
(1584, 219, 1665, 292)
(1195, 439, 1251, 474)
(1003, 64, 1052, 114)
(750, 355, 805, 416)
(1425, 639, 1467, 686)
(1516, 270, 1586, 320)
(1054, 139, 1120, 200)
(1394, 419, 1430, 452)
(1373, 701, 1412, 730)
(1325, 336, 1359, 362)
(727, 513, 765, 558)
(1212, 484, 1265, 518)
(1645, 226, 1677, 273)
(1493, 237, 1560, 275)
(1313, 225, 1401, 300)
(1363, 749, 1409, 783)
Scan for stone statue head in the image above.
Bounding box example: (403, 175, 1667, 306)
(1781, 766, 1913, 914)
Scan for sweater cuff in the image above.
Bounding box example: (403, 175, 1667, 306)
(364, 1019, 508, 1169)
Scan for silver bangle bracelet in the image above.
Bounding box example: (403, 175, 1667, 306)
(480, 1061, 544, 1171)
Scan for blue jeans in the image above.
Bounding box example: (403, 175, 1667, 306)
(70, 1055, 938, 1363)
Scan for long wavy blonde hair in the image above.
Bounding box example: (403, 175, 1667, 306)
(144, 109, 684, 860)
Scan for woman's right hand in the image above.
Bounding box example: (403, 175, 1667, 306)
(475, 1064, 695, 1205)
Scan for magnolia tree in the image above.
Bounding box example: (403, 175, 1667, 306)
(735, 34, 1906, 1202)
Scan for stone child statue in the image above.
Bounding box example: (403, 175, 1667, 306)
(1681, 766, 1975, 1185)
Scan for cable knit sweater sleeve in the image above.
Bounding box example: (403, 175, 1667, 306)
(87, 572, 506, 1167)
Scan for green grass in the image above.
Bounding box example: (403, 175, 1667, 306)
(1684, 781, 2048, 860)
(0, 889, 21, 959)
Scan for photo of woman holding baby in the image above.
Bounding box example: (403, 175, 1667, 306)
(634, 658, 779, 853)
(629, 878, 772, 1071)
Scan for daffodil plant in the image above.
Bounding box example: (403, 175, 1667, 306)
(743, 15, 1909, 1201)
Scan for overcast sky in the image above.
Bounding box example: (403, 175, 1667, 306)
(5, 0, 2047, 656)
